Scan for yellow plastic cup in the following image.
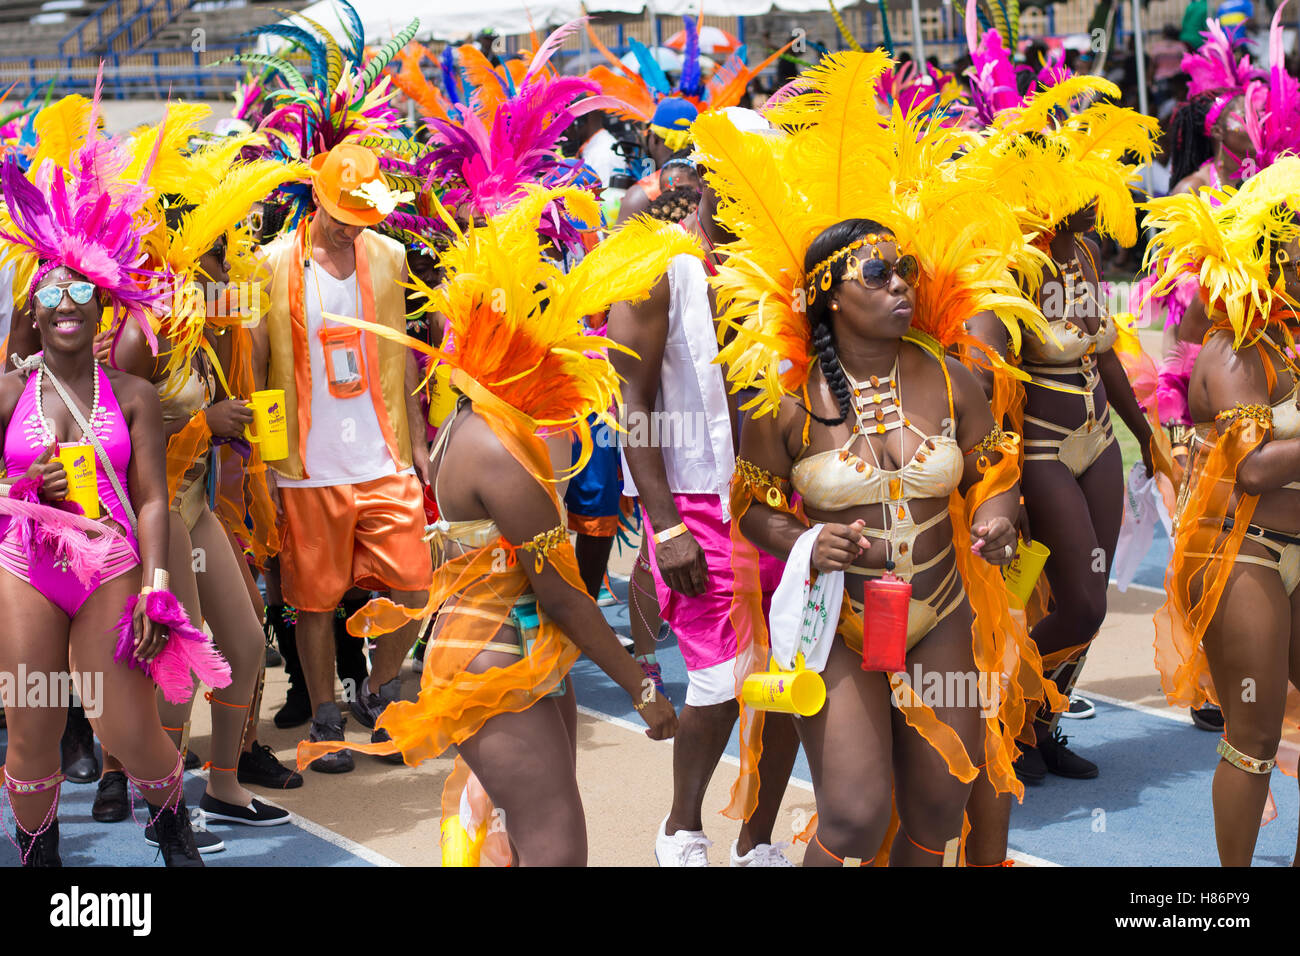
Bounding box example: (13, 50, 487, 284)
(1003, 538, 1051, 609)
(741, 655, 826, 717)
(245, 389, 289, 462)
(428, 363, 457, 429)
(56, 444, 99, 519)
(440, 817, 484, 867)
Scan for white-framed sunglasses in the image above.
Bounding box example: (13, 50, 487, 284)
(34, 281, 97, 310)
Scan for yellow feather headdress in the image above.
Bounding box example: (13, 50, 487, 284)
(127, 122, 307, 385)
(1142, 156, 1300, 349)
(321, 184, 704, 478)
(967, 76, 1159, 246)
(694, 51, 1053, 418)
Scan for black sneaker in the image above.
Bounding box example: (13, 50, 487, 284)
(350, 676, 401, 731)
(60, 706, 100, 784)
(370, 727, 406, 766)
(198, 793, 291, 826)
(92, 771, 130, 823)
(238, 742, 304, 789)
(1059, 695, 1096, 720)
(1190, 703, 1225, 732)
(274, 688, 313, 730)
(184, 749, 202, 772)
(265, 644, 283, 667)
(145, 808, 225, 855)
(147, 798, 210, 866)
(307, 702, 354, 774)
(1013, 745, 1047, 785)
(15, 820, 61, 867)
(1039, 730, 1099, 779)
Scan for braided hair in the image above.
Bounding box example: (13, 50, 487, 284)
(801, 218, 892, 427)
(1169, 89, 1241, 187)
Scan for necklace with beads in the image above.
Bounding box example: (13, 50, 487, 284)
(34, 361, 104, 446)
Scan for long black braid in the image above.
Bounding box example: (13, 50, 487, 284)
(800, 218, 892, 427)
(1169, 89, 1238, 188)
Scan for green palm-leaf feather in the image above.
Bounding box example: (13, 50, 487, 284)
(293, 10, 345, 92)
(357, 20, 420, 94)
(220, 53, 308, 93)
(989, 0, 1010, 53)
(382, 172, 422, 193)
(353, 135, 430, 158)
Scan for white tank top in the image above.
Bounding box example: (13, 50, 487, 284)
(620, 254, 735, 518)
(277, 262, 413, 488)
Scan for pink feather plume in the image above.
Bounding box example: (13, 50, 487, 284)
(114, 590, 232, 705)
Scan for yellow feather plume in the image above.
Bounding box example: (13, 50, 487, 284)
(124, 102, 212, 195)
(29, 95, 92, 171)
(1142, 156, 1300, 349)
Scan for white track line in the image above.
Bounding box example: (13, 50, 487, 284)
(189, 768, 400, 866)
(1074, 689, 1195, 725)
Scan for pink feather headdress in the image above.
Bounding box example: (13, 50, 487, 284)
(0, 68, 173, 344)
(1182, 16, 1265, 100)
(1240, 1, 1300, 175)
(962, 2, 1078, 129)
(1182, 14, 1266, 134)
(427, 19, 623, 242)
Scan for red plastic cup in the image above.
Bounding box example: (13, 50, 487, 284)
(861, 572, 911, 672)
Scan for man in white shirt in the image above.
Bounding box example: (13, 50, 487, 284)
(609, 109, 800, 867)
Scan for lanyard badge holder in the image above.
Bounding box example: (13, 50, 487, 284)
(319, 321, 368, 399)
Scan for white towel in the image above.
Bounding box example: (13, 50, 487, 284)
(769, 525, 843, 673)
(1113, 464, 1172, 592)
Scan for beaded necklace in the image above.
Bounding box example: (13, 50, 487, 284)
(34, 361, 104, 446)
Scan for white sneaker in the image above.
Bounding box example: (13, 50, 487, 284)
(655, 815, 711, 866)
(730, 839, 794, 867)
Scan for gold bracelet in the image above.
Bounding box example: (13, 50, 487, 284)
(653, 522, 689, 544)
(633, 689, 657, 711)
(151, 568, 170, 591)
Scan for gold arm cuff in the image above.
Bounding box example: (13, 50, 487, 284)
(1215, 403, 1272, 430)
(520, 524, 569, 572)
(736, 457, 791, 511)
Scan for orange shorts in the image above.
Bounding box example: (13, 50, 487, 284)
(279, 473, 432, 612)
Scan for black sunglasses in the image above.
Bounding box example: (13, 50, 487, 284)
(847, 253, 919, 290)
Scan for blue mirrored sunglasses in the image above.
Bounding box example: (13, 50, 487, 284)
(34, 281, 97, 310)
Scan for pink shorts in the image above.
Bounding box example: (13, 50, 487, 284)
(645, 493, 783, 698)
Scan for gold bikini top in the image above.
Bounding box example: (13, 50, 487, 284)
(1193, 332, 1300, 443)
(1020, 313, 1118, 367)
(790, 350, 963, 512)
(1020, 250, 1117, 369)
(158, 351, 215, 424)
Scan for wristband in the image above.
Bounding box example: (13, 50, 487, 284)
(152, 568, 170, 591)
(653, 522, 689, 544)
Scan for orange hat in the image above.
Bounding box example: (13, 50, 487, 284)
(310, 143, 388, 226)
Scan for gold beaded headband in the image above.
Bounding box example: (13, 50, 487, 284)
(804, 232, 895, 304)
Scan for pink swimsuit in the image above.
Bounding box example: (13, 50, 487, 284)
(0, 364, 140, 616)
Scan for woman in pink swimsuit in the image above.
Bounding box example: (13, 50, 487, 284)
(0, 261, 212, 867)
